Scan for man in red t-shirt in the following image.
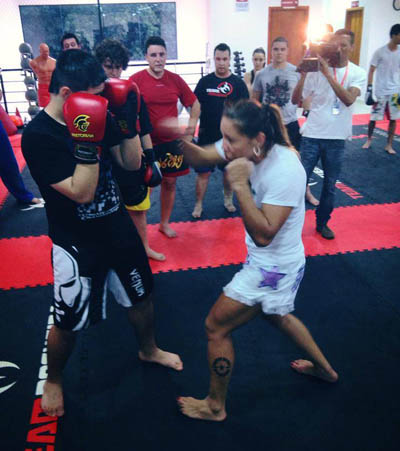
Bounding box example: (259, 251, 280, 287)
(130, 36, 200, 238)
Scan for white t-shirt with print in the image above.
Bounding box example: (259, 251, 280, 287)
(215, 140, 306, 268)
(371, 44, 400, 97)
(301, 62, 366, 140)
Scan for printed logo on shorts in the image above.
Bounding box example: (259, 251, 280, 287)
(130, 269, 145, 297)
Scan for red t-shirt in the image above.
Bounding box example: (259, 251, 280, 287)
(130, 69, 197, 145)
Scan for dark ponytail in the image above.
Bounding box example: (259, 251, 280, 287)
(222, 100, 292, 154)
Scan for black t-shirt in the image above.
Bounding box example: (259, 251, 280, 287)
(22, 109, 124, 244)
(194, 72, 249, 145)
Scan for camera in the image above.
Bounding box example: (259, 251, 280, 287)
(297, 42, 341, 72)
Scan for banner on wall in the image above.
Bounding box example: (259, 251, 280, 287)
(236, 0, 249, 12)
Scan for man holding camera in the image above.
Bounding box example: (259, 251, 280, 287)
(292, 29, 366, 239)
(362, 24, 400, 155)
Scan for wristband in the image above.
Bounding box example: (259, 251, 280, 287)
(143, 148, 155, 164)
(73, 143, 100, 164)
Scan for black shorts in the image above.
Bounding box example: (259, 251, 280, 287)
(51, 215, 153, 331)
(154, 140, 189, 177)
(115, 161, 148, 207)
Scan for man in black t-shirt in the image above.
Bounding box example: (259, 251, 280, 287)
(192, 43, 249, 218)
(22, 50, 182, 418)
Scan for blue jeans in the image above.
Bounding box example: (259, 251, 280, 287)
(300, 137, 345, 228)
(0, 120, 34, 203)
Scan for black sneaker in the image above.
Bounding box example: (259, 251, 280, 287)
(18, 198, 45, 211)
(316, 225, 335, 240)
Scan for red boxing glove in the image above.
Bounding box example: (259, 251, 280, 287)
(102, 78, 139, 138)
(64, 92, 108, 164)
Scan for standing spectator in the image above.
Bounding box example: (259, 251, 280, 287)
(0, 86, 44, 210)
(252, 37, 301, 150)
(130, 36, 200, 238)
(192, 43, 249, 218)
(61, 33, 81, 51)
(292, 29, 366, 239)
(95, 38, 165, 261)
(362, 24, 400, 154)
(243, 47, 266, 95)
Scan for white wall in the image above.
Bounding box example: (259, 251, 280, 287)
(360, 0, 400, 69)
(208, 0, 325, 74)
(2, 0, 399, 72)
(209, 0, 400, 74)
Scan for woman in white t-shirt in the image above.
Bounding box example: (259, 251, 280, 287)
(164, 100, 338, 421)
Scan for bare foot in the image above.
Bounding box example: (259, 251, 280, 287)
(159, 224, 177, 238)
(192, 203, 202, 218)
(139, 348, 183, 371)
(177, 396, 226, 421)
(223, 196, 236, 213)
(146, 248, 166, 261)
(290, 359, 338, 383)
(385, 146, 396, 155)
(306, 188, 320, 206)
(41, 380, 64, 417)
(362, 139, 372, 149)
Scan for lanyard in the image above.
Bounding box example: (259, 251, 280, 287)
(333, 65, 349, 87)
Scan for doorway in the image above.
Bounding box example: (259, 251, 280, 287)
(345, 7, 364, 65)
(268, 6, 309, 66)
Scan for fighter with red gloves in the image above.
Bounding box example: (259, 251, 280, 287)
(95, 38, 164, 261)
(21, 49, 182, 418)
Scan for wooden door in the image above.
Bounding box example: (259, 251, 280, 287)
(268, 7, 309, 66)
(345, 7, 364, 65)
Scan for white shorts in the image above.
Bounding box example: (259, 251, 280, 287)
(223, 260, 305, 316)
(370, 94, 400, 121)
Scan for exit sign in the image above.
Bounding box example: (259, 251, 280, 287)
(281, 0, 298, 7)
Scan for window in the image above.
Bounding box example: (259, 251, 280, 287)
(19, 2, 177, 60)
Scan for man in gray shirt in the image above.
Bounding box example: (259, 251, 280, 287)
(252, 36, 301, 149)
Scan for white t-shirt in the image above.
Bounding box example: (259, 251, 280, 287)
(301, 62, 366, 140)
(215, 141, 306, 267)
(371, 44, 400, 97)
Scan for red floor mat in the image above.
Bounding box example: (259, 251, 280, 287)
(1, 202, 399, 290)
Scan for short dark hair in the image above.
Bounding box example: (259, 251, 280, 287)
(214, 43, 231, 56)
(334, 29, 355, 45)
(95, 38, 130, 70)
(390, 24, 400, 37)
(272, 37, 289, 47)
(49, 49, 106, 94)
(145, 36, 166, 53)
(61, 32, 80, 49)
